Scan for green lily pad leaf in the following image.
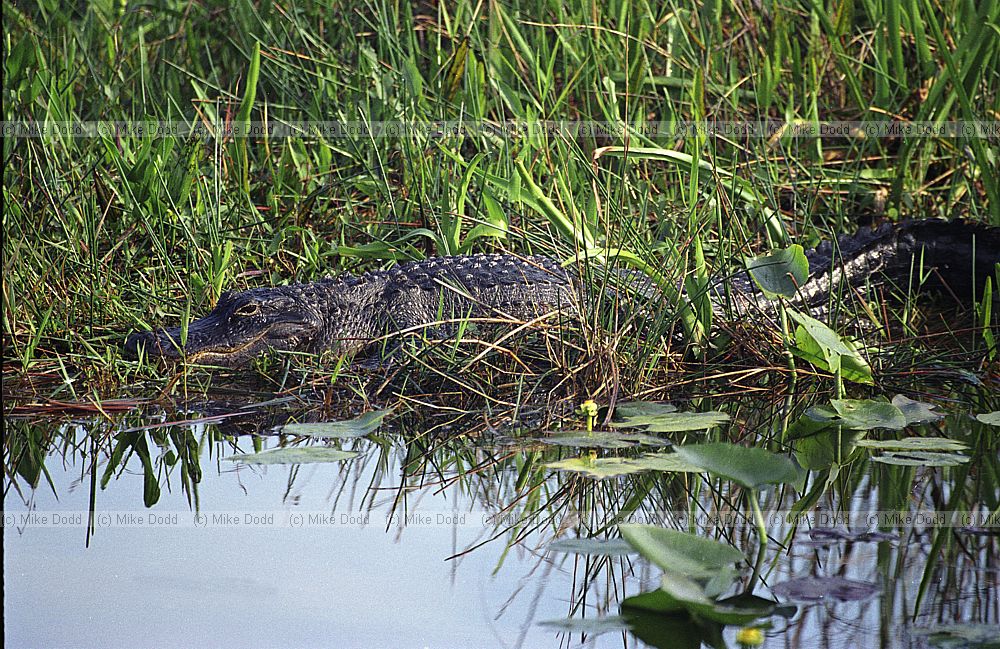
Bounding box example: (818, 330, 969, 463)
(611, 410, 730, 433)
(856, 437, 968, 452)
(278, 408, 393, 438)
(544, 456, 645, 479)
(890, 395, 944, 425)
(538, 430, 670, 449)
(548, 538, 636, 556)
(620, 607, 719, 649)
(612, 401, 678, 419)
(773, 576, 879, 603)
(912, 623, 1000, 647)
(807, 399, 907, 430)
(674, 443, 803, 488)
(226, 447, 360, 465)
(745, 244, 809, 299)
(619, 525, 744, 578)
(788, 310, 873, 384)
(538, 616, 630, 635)
(975, 411, 1000, 426)
(870, 451, 969, 467)
(629, 452, 704, 473)
(791, 427, 866, 471)
(624, 573, 771, 625)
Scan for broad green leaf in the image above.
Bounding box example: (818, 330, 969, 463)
(789, 310, 873, 384)
(544, 456, 645, 478)
(891, 395, 945, 424)
(856, 437, 967, 451)
(629, 452, 704, 473)
(807, 399, 907, 430)
(674, 443, 803, 488)
(227, 447, 359, 465)
(976, 411, 1000, 426)
(279, 408, 393, 438)
(613, 401, 678, 419)
(548, 538, 636, 556)
(870, 451, 969, 466)
(623, 573, 772, 625)
(618, 525, 744, 578)
(538, 616, 630, 635)
(537, 430, 670, 449)
(611, 409, 730, 433)
(745, 245, 809, 299)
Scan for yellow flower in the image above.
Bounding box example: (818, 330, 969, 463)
(736, 626, 765, 647)
(579, 400, 599, 417)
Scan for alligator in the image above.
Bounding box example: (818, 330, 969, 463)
(124, 219, 1000, 367)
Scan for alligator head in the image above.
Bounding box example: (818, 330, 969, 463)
(124, 286, 326, 367)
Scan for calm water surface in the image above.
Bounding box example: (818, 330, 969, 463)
(5, 388, 998, 648)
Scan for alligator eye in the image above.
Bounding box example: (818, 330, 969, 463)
(234, 303, 260, 317)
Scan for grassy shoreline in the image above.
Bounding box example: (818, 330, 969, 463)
(4, 0, 998, 397)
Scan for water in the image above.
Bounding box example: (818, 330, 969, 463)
(5, 388, 999, 648)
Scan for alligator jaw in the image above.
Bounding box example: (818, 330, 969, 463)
(123, 327, 270, 367)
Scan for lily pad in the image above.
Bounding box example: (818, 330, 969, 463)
(537, 430, 670, 449)
(278, 408, 393, 438)
(629, 452, 704, 473)
(613, 401, 678, 419)
(548, 537, 636, 556)
(674, 443, 804, 488)
(611, 409, 730, 433)
(870, 451, 969, 467)
(538, 615, 630, 635)
(976, 411, 1000, 426)
(746, 244, 809, 299)
(891, 395, 944, 425)
(618, 525, 744, 579)
(772, 576, 879, 603)
(856, 437, 967, 452)
(623, 573, 773, 625)
(226, 447, 360, 465)
(544, 456, 645, 479)
(913, 623, 1000, 647)
(806, 399, 907, 430)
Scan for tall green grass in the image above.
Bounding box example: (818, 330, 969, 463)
(3, 0, 997, 390)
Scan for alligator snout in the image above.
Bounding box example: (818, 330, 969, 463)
(123, 328, 183, 360)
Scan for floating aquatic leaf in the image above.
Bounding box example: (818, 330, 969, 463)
(856, 437, 967, 452)
(537, 430, 670, 449)
(890, 395, 944, 424)
(619, 525, 744, 578)
(674, 443, 804, 488)
(746, 245, 809, 299)
(548, 537, 636, 556)
(538, 615, 630, 635)
(623, 573, 773, 625)
(806, 528, 898, 544)
(611, 409, 730, 433)
(613, 401, 678, 419)
(870, 451, 969, 467)
(807, 399, 906, 430)
(544, 456, 645, 479)
(278, 408, 393, 438)
(913, 623, 1000, 647)
(976, 411, 1000, 426)
(629, 452, 704, 473)
(772, 576, 879, 603)
(227, 447, 359, 465)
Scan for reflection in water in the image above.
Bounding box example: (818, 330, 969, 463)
(4, 387, 999, 648)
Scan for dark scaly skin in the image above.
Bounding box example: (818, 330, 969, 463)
(124, 254, 576, 366)
(124, 220, 1000, 366)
